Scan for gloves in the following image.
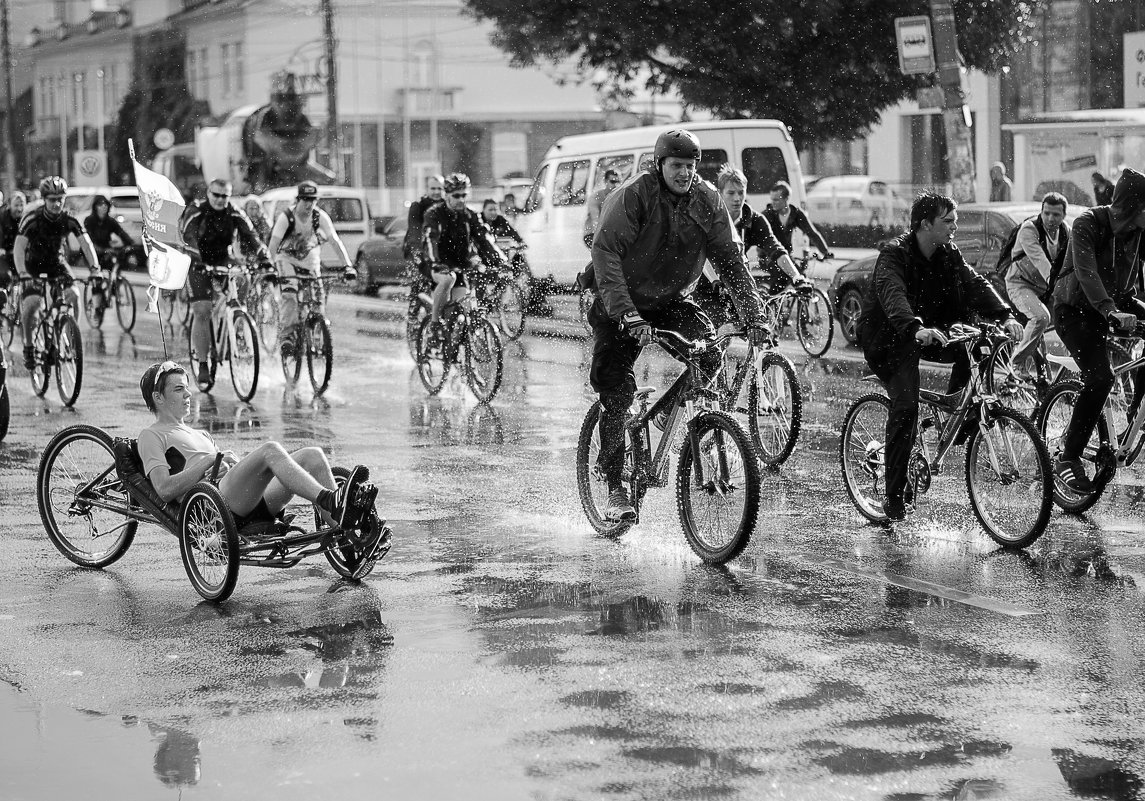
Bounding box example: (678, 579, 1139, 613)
(824, 251, 835, 260)
(792, 275, 812, 289)
(622, 312, 653, 347)
(342, 265, 358, 281)
(747, 326, 771, 349)
(1109, 311, 1138, 335)
(915, 327, 948, 347)
(1002, 317, 1024, 342)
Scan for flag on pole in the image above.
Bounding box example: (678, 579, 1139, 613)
(129, 139, 191, 310)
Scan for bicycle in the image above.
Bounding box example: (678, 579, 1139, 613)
(470, 253, 527, 342)
(840, 322, 1053, 548)
(761, 260, 834, 358)
(244, 263, 280, 352)
(20, 274, 85, 407)
(716, 324, 803, 468)
(161, 284, 191, 331)
(81, 247, 138, 333)
(415, 268, 504, 404)
(279, 271, 341, 395)
(186, 264, 261, 402)
(1036, 321, 1145, 514)
(0, 278, 21, 348)
(576, 328, 761, 563)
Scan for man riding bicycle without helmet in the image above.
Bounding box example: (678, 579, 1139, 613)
(589, 128, 769, 522)
(13, 176, 101, 369)
(423, 173, 486, 346)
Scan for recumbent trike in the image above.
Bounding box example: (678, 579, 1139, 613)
(36, 424, 393, 602)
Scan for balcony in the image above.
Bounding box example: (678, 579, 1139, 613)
(396, 87, 460, 116)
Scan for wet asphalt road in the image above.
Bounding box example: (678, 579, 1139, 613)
(2, 285, 1145, 800)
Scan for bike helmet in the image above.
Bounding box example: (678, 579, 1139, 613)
(653, 129, 701, 163)
(39, 175, 68, 197)
(443, 173, 472, 194)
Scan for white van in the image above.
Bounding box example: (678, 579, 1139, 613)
(517, 120, 805, 287)
(259, 186, 374, 269)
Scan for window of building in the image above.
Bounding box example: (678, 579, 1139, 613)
(412, 41, 434, 88)
(592, 154, 634, 189)
(187, 50, 198, 97)
(491, 131, 528, 182)
(221, 43, 231, 95)
(741, 147, 790, 194)
(200, 48, 209, 95)
(234, 42, 244, 93)
(552, 159, 590, 206)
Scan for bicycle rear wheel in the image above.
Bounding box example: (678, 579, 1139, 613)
(82, 280, 105, 329)
(113, 275, 137, 332)
(406, 286, 428, 361)
(179, 482, 240, 602)
(228, 307, 260, 402)
(676, 411, 760, 563)
(55, 316, 83, 407)
(576, 401, 637, 537)
(0, 381, 7, 441)
(416, 316, 450, 394)
(965, 407, 1052, 548)
(1036, 379, 1112, 513)
(495, 281, 526, 341)
(305, 315, 333, 395)
(839, 393, 891, 522)
(37, 425, 137, 568)
(747, 352, 802, 468)
(795, 287, 833, 357)
(463, 317, 503, 403)
(985, 340, 1040, 419)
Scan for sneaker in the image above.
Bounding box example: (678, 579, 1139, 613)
(335, 465, 370, 529)
(196, 362, 211, 388)
(350, 482, 380, 528)
(882, 498, 906, 522)
(605, 487, 636, 522)
(23, 346, 35, 370)
(1054, 457, 1094, 494)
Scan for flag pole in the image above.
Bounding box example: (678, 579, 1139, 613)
(130, 138, 170, 359)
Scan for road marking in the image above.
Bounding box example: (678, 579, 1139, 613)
(797, 554, 1042, 617)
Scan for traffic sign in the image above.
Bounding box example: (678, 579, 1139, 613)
(153, 128, 175, 151)
(73, 150, 108, 187)
(895, 16, 936, 76)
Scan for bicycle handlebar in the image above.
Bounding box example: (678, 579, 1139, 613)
(652, 327, 740, 354)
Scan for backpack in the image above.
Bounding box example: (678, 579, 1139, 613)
(281, 206, 323, 243)
(994, 214, 1069, 295)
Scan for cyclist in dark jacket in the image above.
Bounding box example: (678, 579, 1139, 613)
(83, 194, 134, 259)
(1050, 167, 1145, 492)
(857, 191, 1021, 521)
(764, 181, 832, 260)
(481, 198, 524, 245)
(590, 129, 768, 521)
(423, 173, 485, 344)
(403, 174, 445, 272)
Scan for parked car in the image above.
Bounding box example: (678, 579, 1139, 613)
(354, 215, 408, 293)
(260, 185, 374, 270)
(805, 176, 909, 227)
(827, 201, 1081, 345)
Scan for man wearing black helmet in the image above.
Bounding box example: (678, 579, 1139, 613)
(590, 129, 768, 521)
(13, 176, 101, 369)
(423, 173, 485, 345)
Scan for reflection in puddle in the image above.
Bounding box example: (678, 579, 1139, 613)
(812, 739, 1012, 775)
(622, 745, 761, 775)
(149, 722, 202, 788)
(1053, 748, 1145, 799)
(259, 613, 394, 691)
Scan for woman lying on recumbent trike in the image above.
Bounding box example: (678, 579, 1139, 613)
(137, 361, 378, 536)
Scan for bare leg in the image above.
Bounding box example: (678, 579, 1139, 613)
(19, 292, 40, 343)
(218, 441, 334, 517)
(259, 447, 338, 525)
(190, 299, 213, 362)
(431, 270, 456, 323)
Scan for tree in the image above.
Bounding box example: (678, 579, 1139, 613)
(463, 0, 1044, 148)
(110, 27, 210, 181)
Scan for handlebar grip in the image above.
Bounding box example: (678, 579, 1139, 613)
(209, 452, 224, 483)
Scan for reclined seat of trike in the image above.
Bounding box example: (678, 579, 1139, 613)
(112, 437, 182, 530)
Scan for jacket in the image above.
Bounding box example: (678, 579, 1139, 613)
(179, 200, 268, 266)
(404, 195, 441, 260)
(1005, 216, 1068, 297)
(763, 204, 829, 256)
(423, 204, 483, 268)
(592, 170, 762, 326)
(737, 202, 789, 291)
(857, 232, 1011, 380)
(84, 204, 135, 250)
(1053, 167, 1145, 317)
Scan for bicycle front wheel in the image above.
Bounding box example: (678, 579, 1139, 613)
(113, 275, 136, 332)
(463, 317, 503, 403)
(406, 286, 428, 361)
(416, 316, 450, 394)
(228, 308, 260, 402)
(839, 393, 891, 522)
(250, 280, 279, 351)
(29, 318, 49, 397)
(1036, 379, 1112, 513)
(795, 287, 833, 357)
(55, 316, 83, 407)
(747, 352, 802, 468)
(965, 408, 1052, 548)
(0, 381, 9, 441)
(575, 401, 637, 537)
(82, 280, 105, 328)
(305, 315, 333, 395)
(676, 411, 760, 563)
(984, 340, 1040, 419)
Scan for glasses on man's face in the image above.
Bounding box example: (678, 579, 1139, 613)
(210, 191, 230, 200)
(45, 195, 64, 203)
(451, 192, 469, 199)
(297, 197, 315, 204)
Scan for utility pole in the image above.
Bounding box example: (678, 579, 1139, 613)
(321, 0, 340, 182)
(0, 0, 16, 190)
(929, 0, 976, 202)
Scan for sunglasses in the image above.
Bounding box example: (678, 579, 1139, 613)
(210, 191, 231, 199)
(45, 195, 64, 202)
(297, 197, 316, 203)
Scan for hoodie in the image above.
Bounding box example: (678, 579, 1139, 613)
(1053, 168, 1145, 317)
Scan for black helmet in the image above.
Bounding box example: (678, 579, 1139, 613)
(443, 173, 471, 194)
(653, 129, 701, 163)
(39, 175, 68, 197)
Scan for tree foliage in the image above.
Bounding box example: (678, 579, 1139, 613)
(463, 0, 1043, 147)
(110, 27, 210, 181)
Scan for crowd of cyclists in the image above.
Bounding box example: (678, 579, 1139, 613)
(5, 124, 1145, 564)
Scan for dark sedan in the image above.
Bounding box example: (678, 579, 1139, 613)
(354, 216, 406, 294)
(827, 202, 1080, 345)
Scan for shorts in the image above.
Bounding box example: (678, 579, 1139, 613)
(232, 497, 275, 530)
(188, 265, 215, 302)
(22, 266, 73, 297)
